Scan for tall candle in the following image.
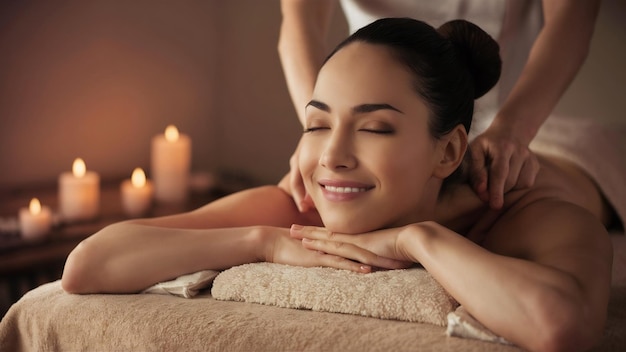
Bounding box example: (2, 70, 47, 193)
(58, 158, 100, 222)
(151, 125, 191, 203)
(19, 198, 52, 241)
(121, 167, 153, 217)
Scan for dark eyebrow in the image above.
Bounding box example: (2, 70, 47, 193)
(306, 100, 404, 114)
(353, 103, 404, 114)
(306, 100, 330, 112)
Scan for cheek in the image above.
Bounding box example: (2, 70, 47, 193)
(376, 140, 436, 184)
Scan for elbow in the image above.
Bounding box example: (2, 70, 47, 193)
(61, 224, 121, 294)
(61, 238, 100, 294)
(526, 289, 605, 352)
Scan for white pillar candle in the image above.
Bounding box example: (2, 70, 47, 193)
(58, 158, 100, 222)
(151, 125, 191, 203)
(121, 167, 153, 217)
(19, 198, 52, 241)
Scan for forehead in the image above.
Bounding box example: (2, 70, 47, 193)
(314, 42, 422, 110)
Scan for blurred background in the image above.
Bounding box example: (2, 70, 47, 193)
(0, 0, 623, 192)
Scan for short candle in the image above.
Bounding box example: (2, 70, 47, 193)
(151, 125, 191, 203)
(58, 158, 100, 222)
(121, 167, 154, 218)
(19, 198, 52, 241)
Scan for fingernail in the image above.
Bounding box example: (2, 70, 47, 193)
(302, 238, 312, 243)
(360, 265, 371, 273)
(291, 224, 303, 231)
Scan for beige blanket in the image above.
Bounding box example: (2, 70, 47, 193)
(1, 280, 522, 352)
(1, 234, 624, 352)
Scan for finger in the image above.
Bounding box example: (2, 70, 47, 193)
(513, 154, 540, 189)
(503, 156, 522, 193)
(310, 250, 373, 273)
(301, 238, 409, 270)
(468, 143, 489, 201)
(487, 153, 511, 210)
(289, 163, 307, 213)
(300, 193, 315, 212)
(290, 224, 338, 241)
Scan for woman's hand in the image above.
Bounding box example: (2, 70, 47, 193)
(288, 224, 414, 270)
(469, 123, 539, 209)
(264, 226, 373, 273)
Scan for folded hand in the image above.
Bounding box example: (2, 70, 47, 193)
(288, 224, 414, 271)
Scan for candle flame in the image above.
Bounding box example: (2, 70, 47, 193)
(165, 125, 179, 142)
(72, 158, 86, 178)
(131, 168, 146, 188)
(29, 198, 41, 215)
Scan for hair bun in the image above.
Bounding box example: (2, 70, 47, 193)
(437, 20, 501, 99)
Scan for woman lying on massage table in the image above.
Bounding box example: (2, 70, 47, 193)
(62, 18, 614, 352)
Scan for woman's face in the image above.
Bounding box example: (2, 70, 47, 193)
(299, 42, 446, 234)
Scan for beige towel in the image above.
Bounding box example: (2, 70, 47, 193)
(211, 263, 457, 326)
(144, 263, 510, 344)
(447, 306, 512, 345)
(142, 270, 219, 298)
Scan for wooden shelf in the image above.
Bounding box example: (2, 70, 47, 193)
(0, 178, 237, 316)
(0, 180, 224, 274)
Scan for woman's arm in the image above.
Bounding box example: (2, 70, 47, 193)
(278, 0, 337, 125)
(292, 200, 612, 351)
(402, 204, 611, 351)
(61, 186, 320, 294)
(62, 186, 405, 294)
(470, 0, 601, 208)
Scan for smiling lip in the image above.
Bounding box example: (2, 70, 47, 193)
(318, 179, 374, 201)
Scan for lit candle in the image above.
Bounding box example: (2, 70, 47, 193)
(151, 125, 191, 203)
(19, 198, 52, 241)
(58, 158, 100, 222)
(121, 167, 153, 217)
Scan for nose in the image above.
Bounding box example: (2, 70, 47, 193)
(319, 130, 357, 170)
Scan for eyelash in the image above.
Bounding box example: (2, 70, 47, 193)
(303, 127, 329, 133)
(360, 129, 394, 135)
(303, 127, 394, 135)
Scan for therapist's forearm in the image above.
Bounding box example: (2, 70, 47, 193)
(493, 0, 600, 143)
(278, 0, 336, 125)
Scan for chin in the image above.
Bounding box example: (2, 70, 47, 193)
(321, 215, 381, 235)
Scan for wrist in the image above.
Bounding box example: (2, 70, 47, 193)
(399, 221, 445, 264)
(250, 225, 272, 263)
(490, 112, 538, 145)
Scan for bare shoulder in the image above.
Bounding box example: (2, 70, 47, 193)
(482, 154, 614, 262)
(136, 185, 323, 229)
(479, 155, 614, 307)
(482, 153, 613, 252)
(484, 198, 612, 263)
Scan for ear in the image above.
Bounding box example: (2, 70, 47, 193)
(433, 125, 468, 179)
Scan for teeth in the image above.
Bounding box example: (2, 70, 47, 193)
(324, 185, 368, 193)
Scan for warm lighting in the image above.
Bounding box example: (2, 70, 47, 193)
(72, 158, 86, 178)
(131, 168, 147, 188)
(165, 125, 179, 142)
(20, 197, 52, 240)
(29, 198, 41, 215)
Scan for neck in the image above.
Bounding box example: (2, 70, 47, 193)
(433, 183, 488, 234)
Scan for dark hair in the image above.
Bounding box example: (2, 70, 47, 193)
(325, 17, 501, 185)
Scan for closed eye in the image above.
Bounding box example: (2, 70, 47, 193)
(303, 126, 329, 133)
(359, 128, 394, 135)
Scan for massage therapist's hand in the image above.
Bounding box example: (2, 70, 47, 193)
(469, 123, 539, 209)
(289, 224, 414, 270)
(287, 142, 315, 212)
